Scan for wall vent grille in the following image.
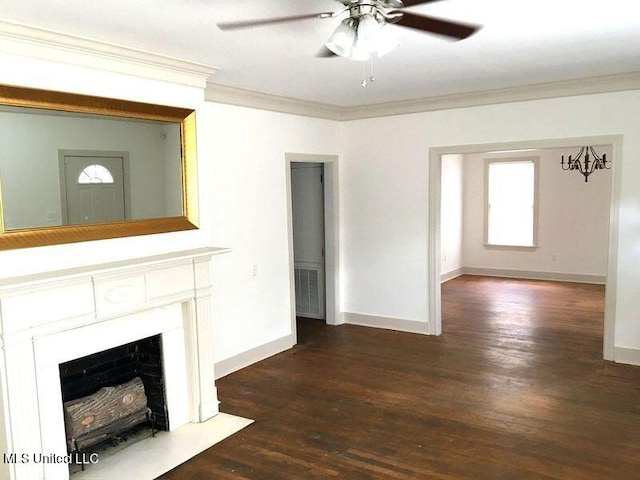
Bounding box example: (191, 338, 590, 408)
(294, 266, 322, 318)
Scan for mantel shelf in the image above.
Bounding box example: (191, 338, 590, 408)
(0, 246, 231, 292)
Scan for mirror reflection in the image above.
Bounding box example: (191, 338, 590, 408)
(0, 105, 183, 231)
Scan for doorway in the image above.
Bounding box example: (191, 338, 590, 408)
(59, 150, 130, 225)
(428, 136, 622, 360)
(286, 153, 340, 339)
(291, 162, 326, 320)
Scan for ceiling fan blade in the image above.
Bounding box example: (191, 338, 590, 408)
(217, 12, 335, 31)
(317, 46, 338, 58)
(399, 0, 445, 6)
(388, 11, 480, 40)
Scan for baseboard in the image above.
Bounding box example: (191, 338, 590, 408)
(343, 312, 430, 335)
(214, 334, 295, 379)
(613, 347, 640, 366)
(441, 268, 464, 283)
(462, 267, 606, 285)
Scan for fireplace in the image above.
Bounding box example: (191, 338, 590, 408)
(59, 335, 170, 462)
(0, 248, 230, 480)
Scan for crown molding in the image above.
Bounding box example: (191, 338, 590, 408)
(207, 71, 640, 121)
(0, 20, 217, 88)
(342, 71, 640, 120)
(205, 82, 345, 120)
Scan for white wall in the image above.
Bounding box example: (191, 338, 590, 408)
(440, 154, 464, 277)
(462, 146, 612, 278)
(199, 103, 340, 363)
(341, 90, 640, 353)
(0, 51, 341, 376)
(0, 51, 210, 279)
(3, 48, 640, 370)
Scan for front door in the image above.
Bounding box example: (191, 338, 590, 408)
(62, 155, 126, 225)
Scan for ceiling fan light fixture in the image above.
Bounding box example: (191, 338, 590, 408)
(350, 37, 373, 61)
(356, 14, 380, 43)
(372, 24, 400, 57)
(325, 18, 357, 58)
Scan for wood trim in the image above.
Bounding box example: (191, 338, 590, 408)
(206, 72, 640, 120)
(0, 83, 192, 121)
(0, 247, 229, 292)
(462, 267, 606, 285)
(214, 334, 295, 379)
(343, 313, 429, 335)
(613, 347, 640, 366)
(206, 83, 344, 121)
(0, 217, 197, 251)
(441, 268, 464, 283)
(0, 20, 216, 88)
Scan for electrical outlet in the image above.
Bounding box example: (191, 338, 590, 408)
(443, 254, 448, 263)
(552, 254, 558, 261)
(252, 264, 258, 277)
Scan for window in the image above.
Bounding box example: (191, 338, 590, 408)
(77, 164, 114, 184)
(486, 159, 537, 247)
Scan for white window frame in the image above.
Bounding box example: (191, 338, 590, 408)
(484, 156, 539, 249)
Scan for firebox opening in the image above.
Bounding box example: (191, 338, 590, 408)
(59, 334, 170, 469)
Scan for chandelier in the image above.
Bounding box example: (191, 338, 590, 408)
(560, 146, 610, 183)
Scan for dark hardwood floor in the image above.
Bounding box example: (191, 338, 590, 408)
(157, 275, 640, 479)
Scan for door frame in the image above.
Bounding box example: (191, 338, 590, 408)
(428, 135, 623, 361)
(285, 153, 341, 340)
(58, 149, 131, 224)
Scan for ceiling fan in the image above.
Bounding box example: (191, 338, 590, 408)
(217, 0, 481, 62)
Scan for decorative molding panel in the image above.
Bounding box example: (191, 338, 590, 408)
(207, 71, 640, 120)
(0, 20, 217, 88)
(343, 312, 430, 335)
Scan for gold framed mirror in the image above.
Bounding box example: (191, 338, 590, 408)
(0, 84, 199, 250)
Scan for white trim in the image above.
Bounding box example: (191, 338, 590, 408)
(205, 72, 640, 120)
(441, 268, 464, 283)
(214, 334, 295, 379)
(343, 313, 429, 335)
(285, 153, 342, 336)
(0, 246, 230, 292)
(0, 20, 217, 88)
(206, 83, 344, 120)
(613, 347, 640, 366)
(462, 267, 606, 285)
(342, 72, 640, 120)
(428, 135, 622, 361)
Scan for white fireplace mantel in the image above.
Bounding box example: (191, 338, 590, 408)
(0, 247, 230, 480)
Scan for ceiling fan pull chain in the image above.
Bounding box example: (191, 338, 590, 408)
(361, 56, 377, 88)
(369, 55, 376, 83)
(361, 61, 368, 87)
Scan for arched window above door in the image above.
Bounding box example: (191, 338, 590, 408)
(77, 164, 115, 184)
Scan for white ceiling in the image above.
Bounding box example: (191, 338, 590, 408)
(2, 0, 640, 107)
